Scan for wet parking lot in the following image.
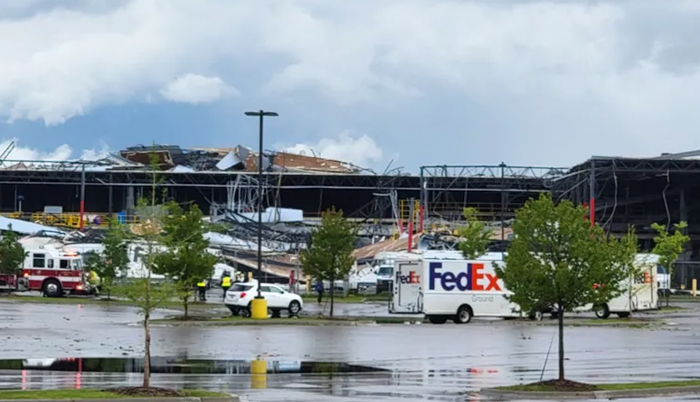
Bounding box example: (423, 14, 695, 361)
(1, 300, 700, 401)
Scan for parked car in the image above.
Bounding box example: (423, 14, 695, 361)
(225, 281, 303, 318)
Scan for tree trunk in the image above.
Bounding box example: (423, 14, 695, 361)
(143, 311, 151, 388)
(558, 306, 565, 381)
(183, 295, 189, 318)
(329, 276, 335, 317)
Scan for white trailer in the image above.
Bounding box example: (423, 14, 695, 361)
(390, 252, 522, 324)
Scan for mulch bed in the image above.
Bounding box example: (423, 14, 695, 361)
(530, 379, 598, 392)
(169, 315, 213, 321)
(107, 387, 184, 397)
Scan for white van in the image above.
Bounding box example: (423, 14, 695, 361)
(389, 252, 522, 324)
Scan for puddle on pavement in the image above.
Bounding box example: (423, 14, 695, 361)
(0, 358, 387, 375)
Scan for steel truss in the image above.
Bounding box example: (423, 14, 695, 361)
(553, 158, 700, 257)
(569, 157, 700, 174)
(419, 164, 565, 225)
(0, 165, 417, 190)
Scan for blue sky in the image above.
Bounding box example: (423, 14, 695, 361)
(2, 0, 700, 172)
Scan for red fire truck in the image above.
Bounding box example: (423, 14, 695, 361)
(18, 237, 95, 297)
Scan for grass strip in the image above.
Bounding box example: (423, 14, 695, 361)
(152, 315, 418, 326)
(0, 295, 224, 312)
(497, 379, 700, 392)
(0, 389, 228, 400)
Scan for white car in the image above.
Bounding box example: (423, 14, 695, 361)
(225, 282, 303, 317)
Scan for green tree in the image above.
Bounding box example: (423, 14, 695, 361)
(114, 277, 174, 387)
(300, 208, 357, 317)
(652, 221, 690, 306)
(615, 226, 644, 311)
(496, 193, 636, 383)
(112, 148, 174, 389)
(86, 219, 131, 299)
(0, 225, 26, 275)
(457, 207, 493, 259)
(153, 202, 218, 318)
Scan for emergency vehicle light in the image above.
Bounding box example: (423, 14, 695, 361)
(23, 273, 28, 278)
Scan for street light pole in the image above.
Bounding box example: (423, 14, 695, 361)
(244, 110, 278, 312)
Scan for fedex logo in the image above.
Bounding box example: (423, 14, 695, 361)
(428, 262, 501, 291)
(396, 270, 420, 284)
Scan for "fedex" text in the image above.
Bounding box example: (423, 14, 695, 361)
(428, 262, 501, 291)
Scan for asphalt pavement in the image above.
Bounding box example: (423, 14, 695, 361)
(1, 298, 700, 401)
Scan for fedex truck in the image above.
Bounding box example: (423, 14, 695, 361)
(587, 253, 659, 318)
(389, 252, 523, 324)
(390, 251, 660, 324)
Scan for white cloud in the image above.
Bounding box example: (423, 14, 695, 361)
(279, 131, 384, 168)
(0, 139, 110, 162)
(3, 1, 700, 164)
(160, 73, 238, 104)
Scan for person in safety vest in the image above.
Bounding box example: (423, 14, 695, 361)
(221, 275, 231, 299)
(197, 280, 207, 302)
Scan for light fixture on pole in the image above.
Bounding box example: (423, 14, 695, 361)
(244, 110, 278, 319)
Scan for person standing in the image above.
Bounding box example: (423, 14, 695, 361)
(221, 275, 231, 299)
(315, 280, 324, 304)
(197, 280, 207, 302)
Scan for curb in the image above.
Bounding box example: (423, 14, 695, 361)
(0, 397, 240, 402)
(479, 385, 700, 400)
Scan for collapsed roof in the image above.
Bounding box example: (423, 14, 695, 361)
(111, 144, 366, 174)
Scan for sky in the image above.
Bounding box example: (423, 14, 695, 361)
(1, 0, 700, 173)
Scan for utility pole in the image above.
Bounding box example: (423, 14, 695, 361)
(79, 163, 86, 231)
(244, 110, 279, 319)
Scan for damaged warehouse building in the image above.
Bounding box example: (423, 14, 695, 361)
(0, 143, 698, 287)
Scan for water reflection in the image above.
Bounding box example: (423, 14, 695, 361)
(8, 357, 388, 375)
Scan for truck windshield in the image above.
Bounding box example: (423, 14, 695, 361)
(377, 267, 393, 276)
(73, 259, 83, 270)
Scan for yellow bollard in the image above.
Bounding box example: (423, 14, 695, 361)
(248, 272, 253, 281)
(251, 297, 268, 320)
(250, 359, 267, 389)
(693, 279, 697, 297)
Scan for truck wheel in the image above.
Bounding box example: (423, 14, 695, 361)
(594, 304, 610, 319)
(427, 315, 447, 324)
(43, 279, 62, 298)
(454, 305, 473, 324)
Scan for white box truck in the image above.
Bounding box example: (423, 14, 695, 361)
(390, 251, 660, 324)
(389, 252, 522, 324)
(587, 253, 659, 318)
